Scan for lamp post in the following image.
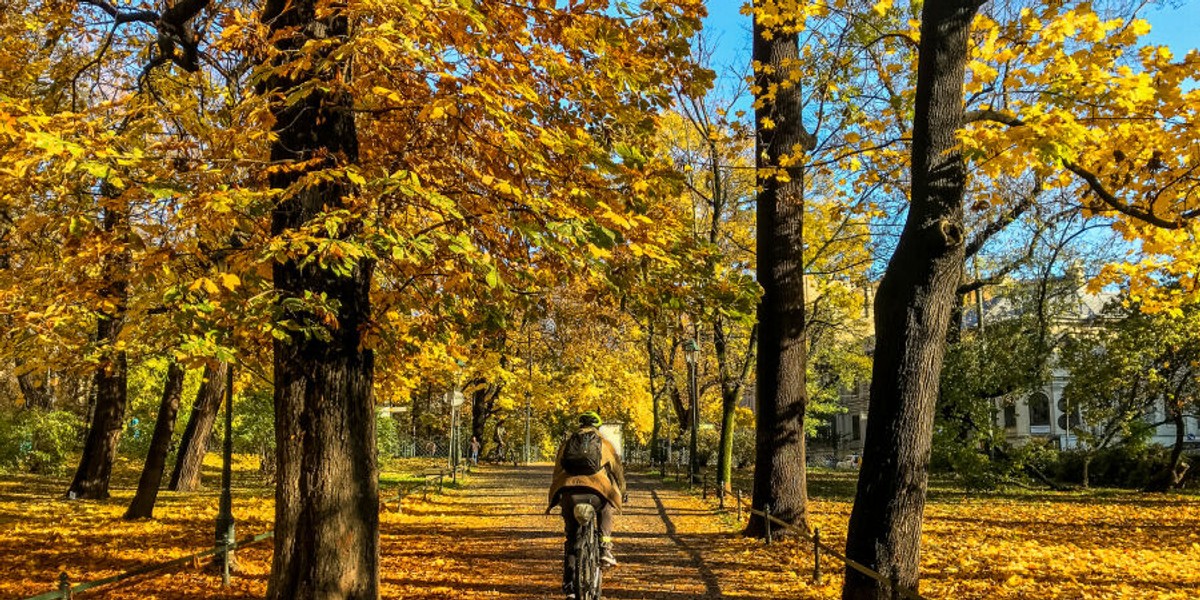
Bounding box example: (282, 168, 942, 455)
(448, 387, 464, 479)
(214, 365, 236, 584)
(684, 339, 699, 485)
(449, 360, 465, 481)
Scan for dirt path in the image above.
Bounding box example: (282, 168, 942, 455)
(381, 464, 780, 600)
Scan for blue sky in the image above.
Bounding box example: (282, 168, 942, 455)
(701, 2, 1200, 78)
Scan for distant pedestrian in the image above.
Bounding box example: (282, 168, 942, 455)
(470, 436, 481, 465)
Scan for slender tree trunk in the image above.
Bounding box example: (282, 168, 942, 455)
(67, 202, 129, 500)
(716, 379, 737, 493)
(261, 1, 377, 597)
(715, 319, 757, 493)
(124, 360, 186, 519)
(842, 1, 982, 598)
(649, 321, 661, 464)
(1146, 406, 1189, 492)
(169, 362, 227, 491)
(409, 383, 426, 457)
(746, 11, 811, 538)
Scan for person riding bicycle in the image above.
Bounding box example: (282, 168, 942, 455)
(547, 411, 626, 599)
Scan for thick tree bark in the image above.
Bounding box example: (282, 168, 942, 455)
(67, 203, 129, 500)
(169, 362, 226, 491)
(746, 13, 811, 539)
(842, 2, 982, 598)
(169, 362, 227, 491)
(124, 360, 186, 519)
(261, 1, 378, 598)
(469, 378, 502, 457)
(17, 367, 53, 410)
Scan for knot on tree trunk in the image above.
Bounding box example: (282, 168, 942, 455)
(933, 218, 964, 249)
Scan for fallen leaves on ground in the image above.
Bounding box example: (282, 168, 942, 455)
(2, 461, 1198, 599)
(705, 474, 1200, 599)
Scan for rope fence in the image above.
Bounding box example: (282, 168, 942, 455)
(662, 467, 927, 600)
(20, 468, 460, 600)
(22, 531, 274, 600)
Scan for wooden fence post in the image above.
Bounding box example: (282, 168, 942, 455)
(813, 527, 822, 584)
(702, 475, 708, 500)
(58, 572, 71, 599)
(736, 490, 742, 521)
(764, 504, 772, 545)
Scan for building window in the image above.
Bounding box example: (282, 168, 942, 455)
(1028, 392, 1051, 429)
(1003, 404, 1017, 429)
(852, 415, 862, 441)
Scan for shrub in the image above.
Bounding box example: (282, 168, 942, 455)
(1050, 444, 1178, 489)
(0, 408, 81, 475)
(377, 413, 402, 458)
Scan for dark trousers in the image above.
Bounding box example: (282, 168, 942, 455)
(560, 488, 614, 593)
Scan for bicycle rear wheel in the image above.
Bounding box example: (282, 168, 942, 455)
(573, 504, 603, 600)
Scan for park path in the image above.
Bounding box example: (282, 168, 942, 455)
(379, 464, 808, 599)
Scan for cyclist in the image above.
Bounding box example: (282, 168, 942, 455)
(547, 411, 626, 599)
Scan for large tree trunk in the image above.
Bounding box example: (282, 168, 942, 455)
(17, 366, 53, 410)
(470, 379, 502, 457)
(169, 362, 228, 491)
(262, 1, 378, 598)
(841, 1, 982, 598)
(124, 360, 186, 519)
(746, 11, 811, 539)
(67, 202, 129, 500)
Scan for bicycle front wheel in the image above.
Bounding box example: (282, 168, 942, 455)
(574, 509, 603, 599)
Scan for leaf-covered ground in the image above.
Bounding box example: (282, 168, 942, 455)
(2, 460, 1199, 599)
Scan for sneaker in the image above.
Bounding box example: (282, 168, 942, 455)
(600, 545, 617, 568)
(565, 595, 577, 600)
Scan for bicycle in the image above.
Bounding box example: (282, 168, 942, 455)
(572, 502, 603, 600)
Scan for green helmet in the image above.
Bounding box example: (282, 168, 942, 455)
(579, 411, 602, 427)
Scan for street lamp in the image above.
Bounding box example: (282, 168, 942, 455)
(684, 338, 699, 485)
(215, 365, 236, 585)
(449, 360, 466, 482)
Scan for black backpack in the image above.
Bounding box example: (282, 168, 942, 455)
(561, 429, 603, 475)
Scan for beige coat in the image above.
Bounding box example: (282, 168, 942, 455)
(547, 427, 626, 512)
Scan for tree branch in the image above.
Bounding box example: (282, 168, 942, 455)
(79, 0, 158, 25)
(964, 178, 1041, 259)
(965, 108, 1196, 230)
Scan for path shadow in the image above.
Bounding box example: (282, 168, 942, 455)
(648, 488, 725, 598)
